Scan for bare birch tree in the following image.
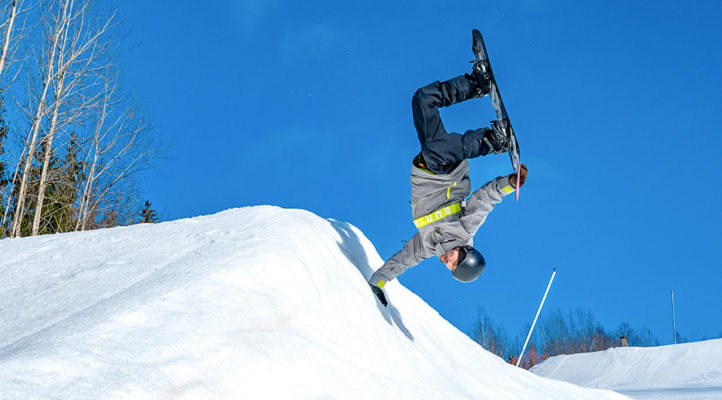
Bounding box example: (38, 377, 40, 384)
(10, 0, 69, 237)
(31, 0, 117, 235)
(0, 0, 29, 236)
(76, 65, 150, 231)
(0, 1, 20, 82)
(0, 0, 30, 89)
(3, 0, 155, 237)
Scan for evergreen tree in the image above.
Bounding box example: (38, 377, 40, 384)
(14, 133, 84, 236)
(27, 138, 53, 235)
(40, 133, 84, 233)
(0, 101, 8, 237)
(139, 200, 158, 223)
(13, 147, 42, 237)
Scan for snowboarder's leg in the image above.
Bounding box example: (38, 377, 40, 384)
(412, 74, 486, 147)
(411, 74, 492, 174)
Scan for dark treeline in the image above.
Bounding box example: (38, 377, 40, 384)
(470, 308, 660, 369)
(0, 0, 159, 238)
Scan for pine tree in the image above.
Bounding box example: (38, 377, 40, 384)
(12, 146, 42, 237)
(24, 139, 48, 235)
(139, 200, 158, 223)
(14, 133, 84, 235)
(41, 133, 84, 233)
(0, 109, 7, 237)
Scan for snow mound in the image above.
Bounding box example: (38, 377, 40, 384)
(0, 206, 629, 399)
(531, 339, 722, 399)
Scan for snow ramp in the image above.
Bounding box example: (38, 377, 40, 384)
(0, 206, 629, 399)
(531, 339, 722, 399)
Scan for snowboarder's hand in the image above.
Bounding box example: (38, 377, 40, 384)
(509, 164, 528, 189)
(485, 120, 512, 154)
(369, 284, 388, 307)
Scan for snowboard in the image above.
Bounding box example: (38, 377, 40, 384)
(472, 29, 522, 200)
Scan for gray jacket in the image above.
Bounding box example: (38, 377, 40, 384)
(369, 160, 514, 287)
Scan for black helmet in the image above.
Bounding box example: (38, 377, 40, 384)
(452, 245, 486, 283)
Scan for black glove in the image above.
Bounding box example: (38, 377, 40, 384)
(484, 120, 512, 155)
(369, 284, 388, 307)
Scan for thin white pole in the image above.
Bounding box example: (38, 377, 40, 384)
(517, 268, 556, 367)
(671, 290, 677, 344)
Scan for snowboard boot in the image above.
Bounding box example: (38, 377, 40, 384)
(467, 59, 491, 98)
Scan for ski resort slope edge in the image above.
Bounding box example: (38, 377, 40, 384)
(0, 206, 630, 399)
(531, 339, 722, 399)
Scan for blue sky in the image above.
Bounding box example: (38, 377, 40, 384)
(122, 0, 721, 344)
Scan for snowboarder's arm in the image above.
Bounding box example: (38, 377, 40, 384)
(461, 164, 527, 234)
(460, 176, 514, 234)
(369, 233, 431, 287)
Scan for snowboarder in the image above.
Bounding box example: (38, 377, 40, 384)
(368, 40, 528, 307)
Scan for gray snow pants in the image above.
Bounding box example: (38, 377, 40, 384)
(412, 74, 492, 175)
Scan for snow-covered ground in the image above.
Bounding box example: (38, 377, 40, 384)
(0, 206, 630, 399)
(531, 339, 722, 399)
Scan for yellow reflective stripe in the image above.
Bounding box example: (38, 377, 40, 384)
(377, 280, 386, 289)
(502, 185, 515, 194)
(446, 182, 457, 200)
(413, 202, 462, 229)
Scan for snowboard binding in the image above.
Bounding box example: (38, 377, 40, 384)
(469, 59, 492, 98)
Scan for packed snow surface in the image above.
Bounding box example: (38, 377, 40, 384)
(531, 339, 722, 399)
(0, 206, 629, 399)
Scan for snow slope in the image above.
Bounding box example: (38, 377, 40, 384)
(531, 339, 722, 400)
(0, 206, 629, 399)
